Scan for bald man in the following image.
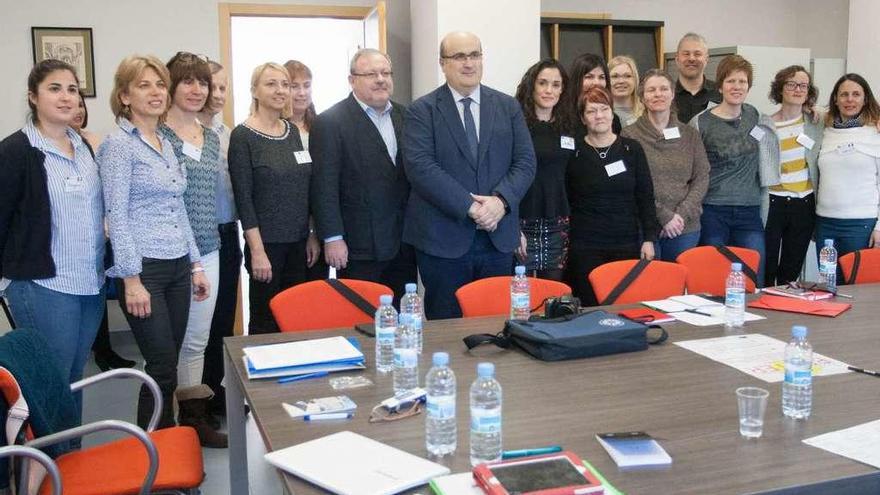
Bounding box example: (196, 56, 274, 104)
(402, 31, 536, 319)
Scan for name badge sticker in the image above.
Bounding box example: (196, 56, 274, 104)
(182, 141, 202, 161)
(294, 150, 312, 164)
(560, 136, 575, 150)
(662, 127, 681, 140)
(605, 160, 626, 177)
(63, 176, 85, 193)
(837, 142, 856, 155)
(749, 126, 766, 141)
(795, 133, 815, 150)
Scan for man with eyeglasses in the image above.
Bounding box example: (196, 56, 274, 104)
(673, 32, 721, 124)
(403, 31, 536, 319)
(311, 48, 416, 302)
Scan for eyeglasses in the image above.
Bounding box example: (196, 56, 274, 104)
(351, 70, 394, 80)
(610, 74, 633, 80)
(441, 51, 483, 63)
(368, 401, 423, 423)
(783, 81, 809, 91)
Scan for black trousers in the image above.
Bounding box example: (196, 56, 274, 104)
(566, 244, 639, 307)
(117, 256, 191, 429)
(764, 194, 815, 286)
(339, 244, 417, 305)
(245, 240, 307, 334)
(203, 222, 242, 411)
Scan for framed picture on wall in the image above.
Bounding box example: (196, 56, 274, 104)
(31, 27, 96, 97)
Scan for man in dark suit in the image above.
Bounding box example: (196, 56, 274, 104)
(403, 31, 536, 319)
(310, 48, 415, 302)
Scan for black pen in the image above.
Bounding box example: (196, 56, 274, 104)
(685, 308, 713, 317)
(848, 366, 880, 378)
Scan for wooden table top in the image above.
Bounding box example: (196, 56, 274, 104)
(225, 284, 880, 495)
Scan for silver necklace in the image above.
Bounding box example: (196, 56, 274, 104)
(586, 141, 613, 159)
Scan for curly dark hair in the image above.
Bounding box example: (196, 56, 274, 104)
(768, 65, 817, 109)
(515, 59, 574, 134)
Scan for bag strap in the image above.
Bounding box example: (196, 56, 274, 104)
(600, 258, 651, 305)
(0, 298, 14, 329)
(324, 279, 377, 318)
(714, 246, 758, 287)
(846, 250, 861, 285)
(463, 332, 512, 351)
(647, 325, 669, 345)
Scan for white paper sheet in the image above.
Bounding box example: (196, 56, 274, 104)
(674, 333, 851, 382)
(643, 296, 763, 326)
(803, 419, 880, 469)
(243, 336, 363, 372)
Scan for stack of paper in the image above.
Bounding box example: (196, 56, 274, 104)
(596, 432, 672, 468)
(642, 295, 765, 326)
(243, 336, 365, 380)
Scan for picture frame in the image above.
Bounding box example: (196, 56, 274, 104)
(31, 27, 96, 97)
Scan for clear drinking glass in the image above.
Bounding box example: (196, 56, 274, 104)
(736, 387, 769, 438)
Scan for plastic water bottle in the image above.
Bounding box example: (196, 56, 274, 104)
(425, 352, 456, 456)
(510, 266, 531, 320)
(782, 325, 813, 419)
(819, 239, 837, 292)
(470, 362, 502, 466)
(375, 294, 397, 373)
(393, 316, 419, 394)
(400, 283, 424, 353)
(724, 262, 746, 329)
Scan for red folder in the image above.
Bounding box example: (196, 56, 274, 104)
(617, 308, 675, 324)
(748, 294, 851, 317)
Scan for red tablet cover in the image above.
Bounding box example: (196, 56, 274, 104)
(473, 451, 604, 495)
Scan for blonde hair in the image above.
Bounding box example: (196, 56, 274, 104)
(110, 55, 171, 120)
(249, 62, 291, 118)
(608, 55, 643, 119)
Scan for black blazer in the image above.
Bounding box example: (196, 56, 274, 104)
(0, 131, 54, 280)
(310, 94, 409, 262)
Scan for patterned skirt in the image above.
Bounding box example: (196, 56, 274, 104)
(520, 217, 570, 271)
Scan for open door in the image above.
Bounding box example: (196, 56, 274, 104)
(363, 1, 387, 52)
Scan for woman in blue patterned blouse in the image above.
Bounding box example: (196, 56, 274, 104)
(0, 60, 105, 425)
(159, 52, 226, 447)
(99, 55, 210, 430)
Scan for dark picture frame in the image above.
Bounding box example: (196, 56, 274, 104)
(31, 27, 96, 97)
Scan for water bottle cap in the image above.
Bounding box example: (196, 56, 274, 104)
(731, 262, 742, 271)
(405, 283, 417, 293)
(477, 362, 495, 377)
(824, 239, 834, 247)
(515, 265, 526, 275)
(433, 352, 449, 366)
(379, 294, 393, 305)
(792, 325, 808, 338)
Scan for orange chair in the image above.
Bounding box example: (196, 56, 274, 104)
(839, 249, 880, 284)
(588, 259, 688, 305)
(455, 276, 572, 317)
(676, 246, 761, 296)
(270, 279, 393, 332)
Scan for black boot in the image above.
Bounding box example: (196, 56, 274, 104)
(94, 349, 137, 372)
(176, 385, 228, 448)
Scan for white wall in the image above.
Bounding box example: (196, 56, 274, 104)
(410, 0, 541, 98)
(847, 0, 880, 87)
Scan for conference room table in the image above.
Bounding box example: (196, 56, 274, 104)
(224, 284, 880, 495)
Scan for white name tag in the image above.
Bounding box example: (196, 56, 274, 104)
(837, 142, 856, 155)
(560, 136, 575, 150)
(64, 176, 85, 193)
(605, 160, 626, 177)
(182, 141, 202, 161)
(662, 127, 681, 140)
(795, 133, 815, 150)
(749, 126, 766, 141)
(294, 150, 312, 164)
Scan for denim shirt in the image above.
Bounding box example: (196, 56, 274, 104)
(98, 118, 200, 278)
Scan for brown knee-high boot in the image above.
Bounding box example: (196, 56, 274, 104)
(176, 384, 228, 448)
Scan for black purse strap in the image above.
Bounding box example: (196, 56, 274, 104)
(600, 258, 651, 305)
(463, 332, 512, 350)
(846, 250, 861, 285)
(324, 279, 377, 318)
(714, 246, 758, 287)
(646, 325, 669, 345)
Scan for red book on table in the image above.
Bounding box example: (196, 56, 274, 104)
(748, 294, 851, 317)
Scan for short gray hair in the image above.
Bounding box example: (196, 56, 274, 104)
(677, 32, 707, 52)
(349, 48, 391, 73)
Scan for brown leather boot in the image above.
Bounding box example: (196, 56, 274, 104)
(176, 384, 228, 448)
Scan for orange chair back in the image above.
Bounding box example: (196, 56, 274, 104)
(676, 246, 760, 296)
(588, 259, 688, 305)
(839, 249, 880, 284)
(270, 279, 393, 332)
(455, 276, 572, 317)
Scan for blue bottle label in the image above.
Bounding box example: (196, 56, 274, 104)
(784, 368, 812, 386)
(470, 407, 501, 433)
(427, 395, 455, 419)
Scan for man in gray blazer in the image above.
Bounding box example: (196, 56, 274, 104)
(403, 32, 536, 319)
(310, 49, 415, 302)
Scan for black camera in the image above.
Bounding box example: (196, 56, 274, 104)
(544, 294, 580, 318)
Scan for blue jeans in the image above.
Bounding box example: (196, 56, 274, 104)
(654, 231, 701, 262)
(417, 230, 513, 320)
(699, 204, 766, 286)
(815, 216, 876, 283)
(5, 280, 105, 422)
